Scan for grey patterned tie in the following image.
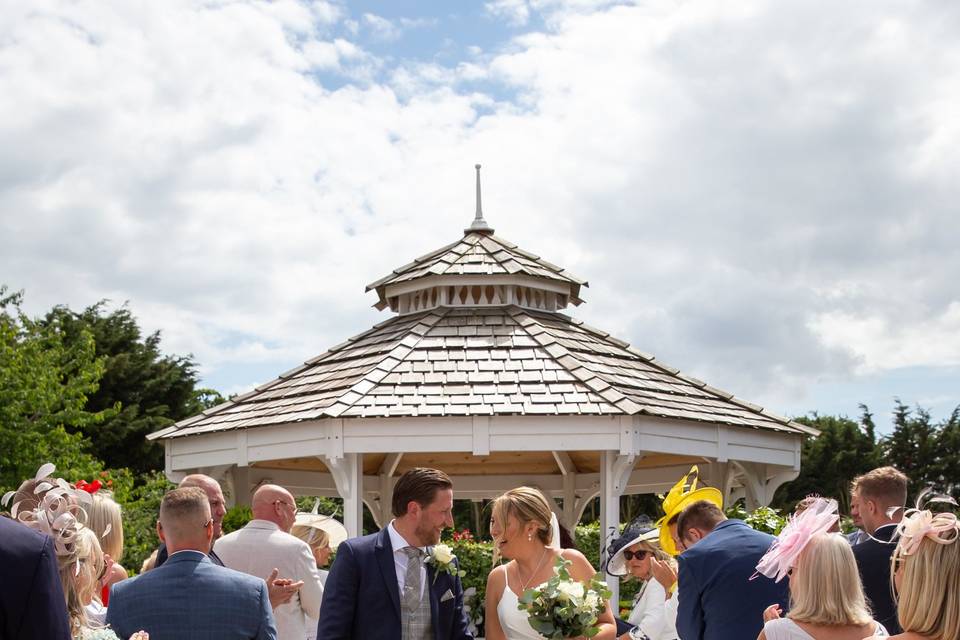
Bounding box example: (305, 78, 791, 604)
(401, 546, 423, 612)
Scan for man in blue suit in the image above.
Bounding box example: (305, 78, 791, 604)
(0, 516, 71, 640)
(316, 467, 473, 640)
(107, 487, 277, 640)
(850, 466, 907, 635)
(675, 500, 788, 640)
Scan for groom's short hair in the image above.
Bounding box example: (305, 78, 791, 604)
(392, 467, 453, 517)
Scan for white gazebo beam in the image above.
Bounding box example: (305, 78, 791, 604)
(600, 450, 638, 606)
(734, 461, 799, 509)
(321, 453, 364, 537)
(552, 451, 580, 529)
(375, 453, 404, 527)
(229, 465, 251, 507)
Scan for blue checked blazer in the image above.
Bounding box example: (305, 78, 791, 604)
(106, 550, 277, 640)
(316, 527, 473, 640)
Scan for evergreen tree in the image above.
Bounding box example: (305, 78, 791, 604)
(882, 399, 938, 497)
(931, 406, 960, 500)
(43, 301, 220, 473)
(772, 408, 881, 512)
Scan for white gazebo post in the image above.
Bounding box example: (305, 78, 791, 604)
(323, 453, 364, 538)
(600, 450, 637, 606)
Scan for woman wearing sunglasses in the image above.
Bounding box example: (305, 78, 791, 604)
(606, 517, 679, 640)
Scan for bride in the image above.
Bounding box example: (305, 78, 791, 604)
(484, 487, 617, 640)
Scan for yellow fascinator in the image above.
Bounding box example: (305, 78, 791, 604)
(656, 465, 723, 556)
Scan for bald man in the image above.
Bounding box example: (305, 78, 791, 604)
(153, 475, 300, 610)
(155, 474, 228, 568)
(216, 484, 324, 640)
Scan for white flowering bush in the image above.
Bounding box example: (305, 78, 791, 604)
(517, 557, 612, 639)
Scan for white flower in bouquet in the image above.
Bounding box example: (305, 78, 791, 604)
(517, 556, 612, 639)
(556, 580, 584, 602)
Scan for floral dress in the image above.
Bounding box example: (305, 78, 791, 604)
(77, 627, 121, 640)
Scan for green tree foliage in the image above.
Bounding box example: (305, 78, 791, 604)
(0, 287, 109, 492)
(772, 406, 882, 512)
(43, 302, 220, 473)
(102, 469, 175, 574)
(882, 400, 940, 496)
(932, 407, 960, 500)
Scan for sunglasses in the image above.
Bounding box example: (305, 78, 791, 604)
(623, 549, 652, 561)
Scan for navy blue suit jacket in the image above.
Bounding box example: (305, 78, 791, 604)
(106, 550, 277, 640)
(315, 528, 473, 640)
(677, 519, 789, 640)
(0, 517, 71, 640)
(853, 524, 900, 634)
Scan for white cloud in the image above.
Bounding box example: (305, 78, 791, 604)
(2, 0, 958, 418)
(810, 303, 960, 374)
(362, 13, 402, 42)
(485, 0, 532, 27)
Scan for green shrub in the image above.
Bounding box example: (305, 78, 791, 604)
(725, 504, 787, 534)
(222, 504, 253, 534)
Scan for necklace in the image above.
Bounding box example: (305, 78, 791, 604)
(518, 546, 549, 591)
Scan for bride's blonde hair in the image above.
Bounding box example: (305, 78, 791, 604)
(491, 487, 553, 564)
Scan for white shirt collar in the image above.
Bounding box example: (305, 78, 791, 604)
(387, 520, 425, 553)
(246, 519, 281, 531)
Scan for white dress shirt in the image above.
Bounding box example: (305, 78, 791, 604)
(387, 520, 427, 601)
(215, 519, 324, 640)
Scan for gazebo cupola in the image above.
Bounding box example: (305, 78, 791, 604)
(366, 165, 586, 315)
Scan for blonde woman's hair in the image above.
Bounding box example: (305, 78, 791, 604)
(788, 532, 873, 626)
(87, 492, 124, 562)
(58, 526, 104, 635)
(491, 487, 553, 564)
(290, 524, 330, 550)
(895, 526, 960, 640)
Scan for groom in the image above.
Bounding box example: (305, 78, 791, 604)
(316, 467, 473, 640)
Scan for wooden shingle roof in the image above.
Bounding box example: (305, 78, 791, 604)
(151, 306, 815, 440)
(366, 232, 588, 309)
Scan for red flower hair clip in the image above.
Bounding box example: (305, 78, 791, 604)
(75, 479, 103, 494)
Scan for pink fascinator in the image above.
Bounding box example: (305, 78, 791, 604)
(893, 491, 959, 557)
(755, 497, 839, 582)
(1, 463, 92, 575)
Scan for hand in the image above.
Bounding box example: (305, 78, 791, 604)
(101, 553, 116, 589)
(128, 631, 149, 640)
(266, 567, 304, 609)
(649, 557, 678, 592)
(762, 604, 782, 622)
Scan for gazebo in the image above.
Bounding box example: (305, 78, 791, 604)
(150, 167, 815, 600)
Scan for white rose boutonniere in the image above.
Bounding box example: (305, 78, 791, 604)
(425, 543, 466, 583)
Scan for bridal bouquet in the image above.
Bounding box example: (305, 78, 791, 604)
(517, 557, 612, 639)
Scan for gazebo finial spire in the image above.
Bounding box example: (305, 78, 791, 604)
(465, 163, 494, 235)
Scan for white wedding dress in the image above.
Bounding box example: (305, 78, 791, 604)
(496, 584, 542, 640)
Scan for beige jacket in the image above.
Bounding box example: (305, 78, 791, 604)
(215, 520, 324, 640)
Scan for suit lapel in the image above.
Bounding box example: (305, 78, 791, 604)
(426, 548, 441, 640)
(375, 528, 403, 619)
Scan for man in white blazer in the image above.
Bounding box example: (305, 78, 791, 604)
(216, 484, 324, 640)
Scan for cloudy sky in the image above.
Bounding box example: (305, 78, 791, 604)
(3, 0, 958, 428)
